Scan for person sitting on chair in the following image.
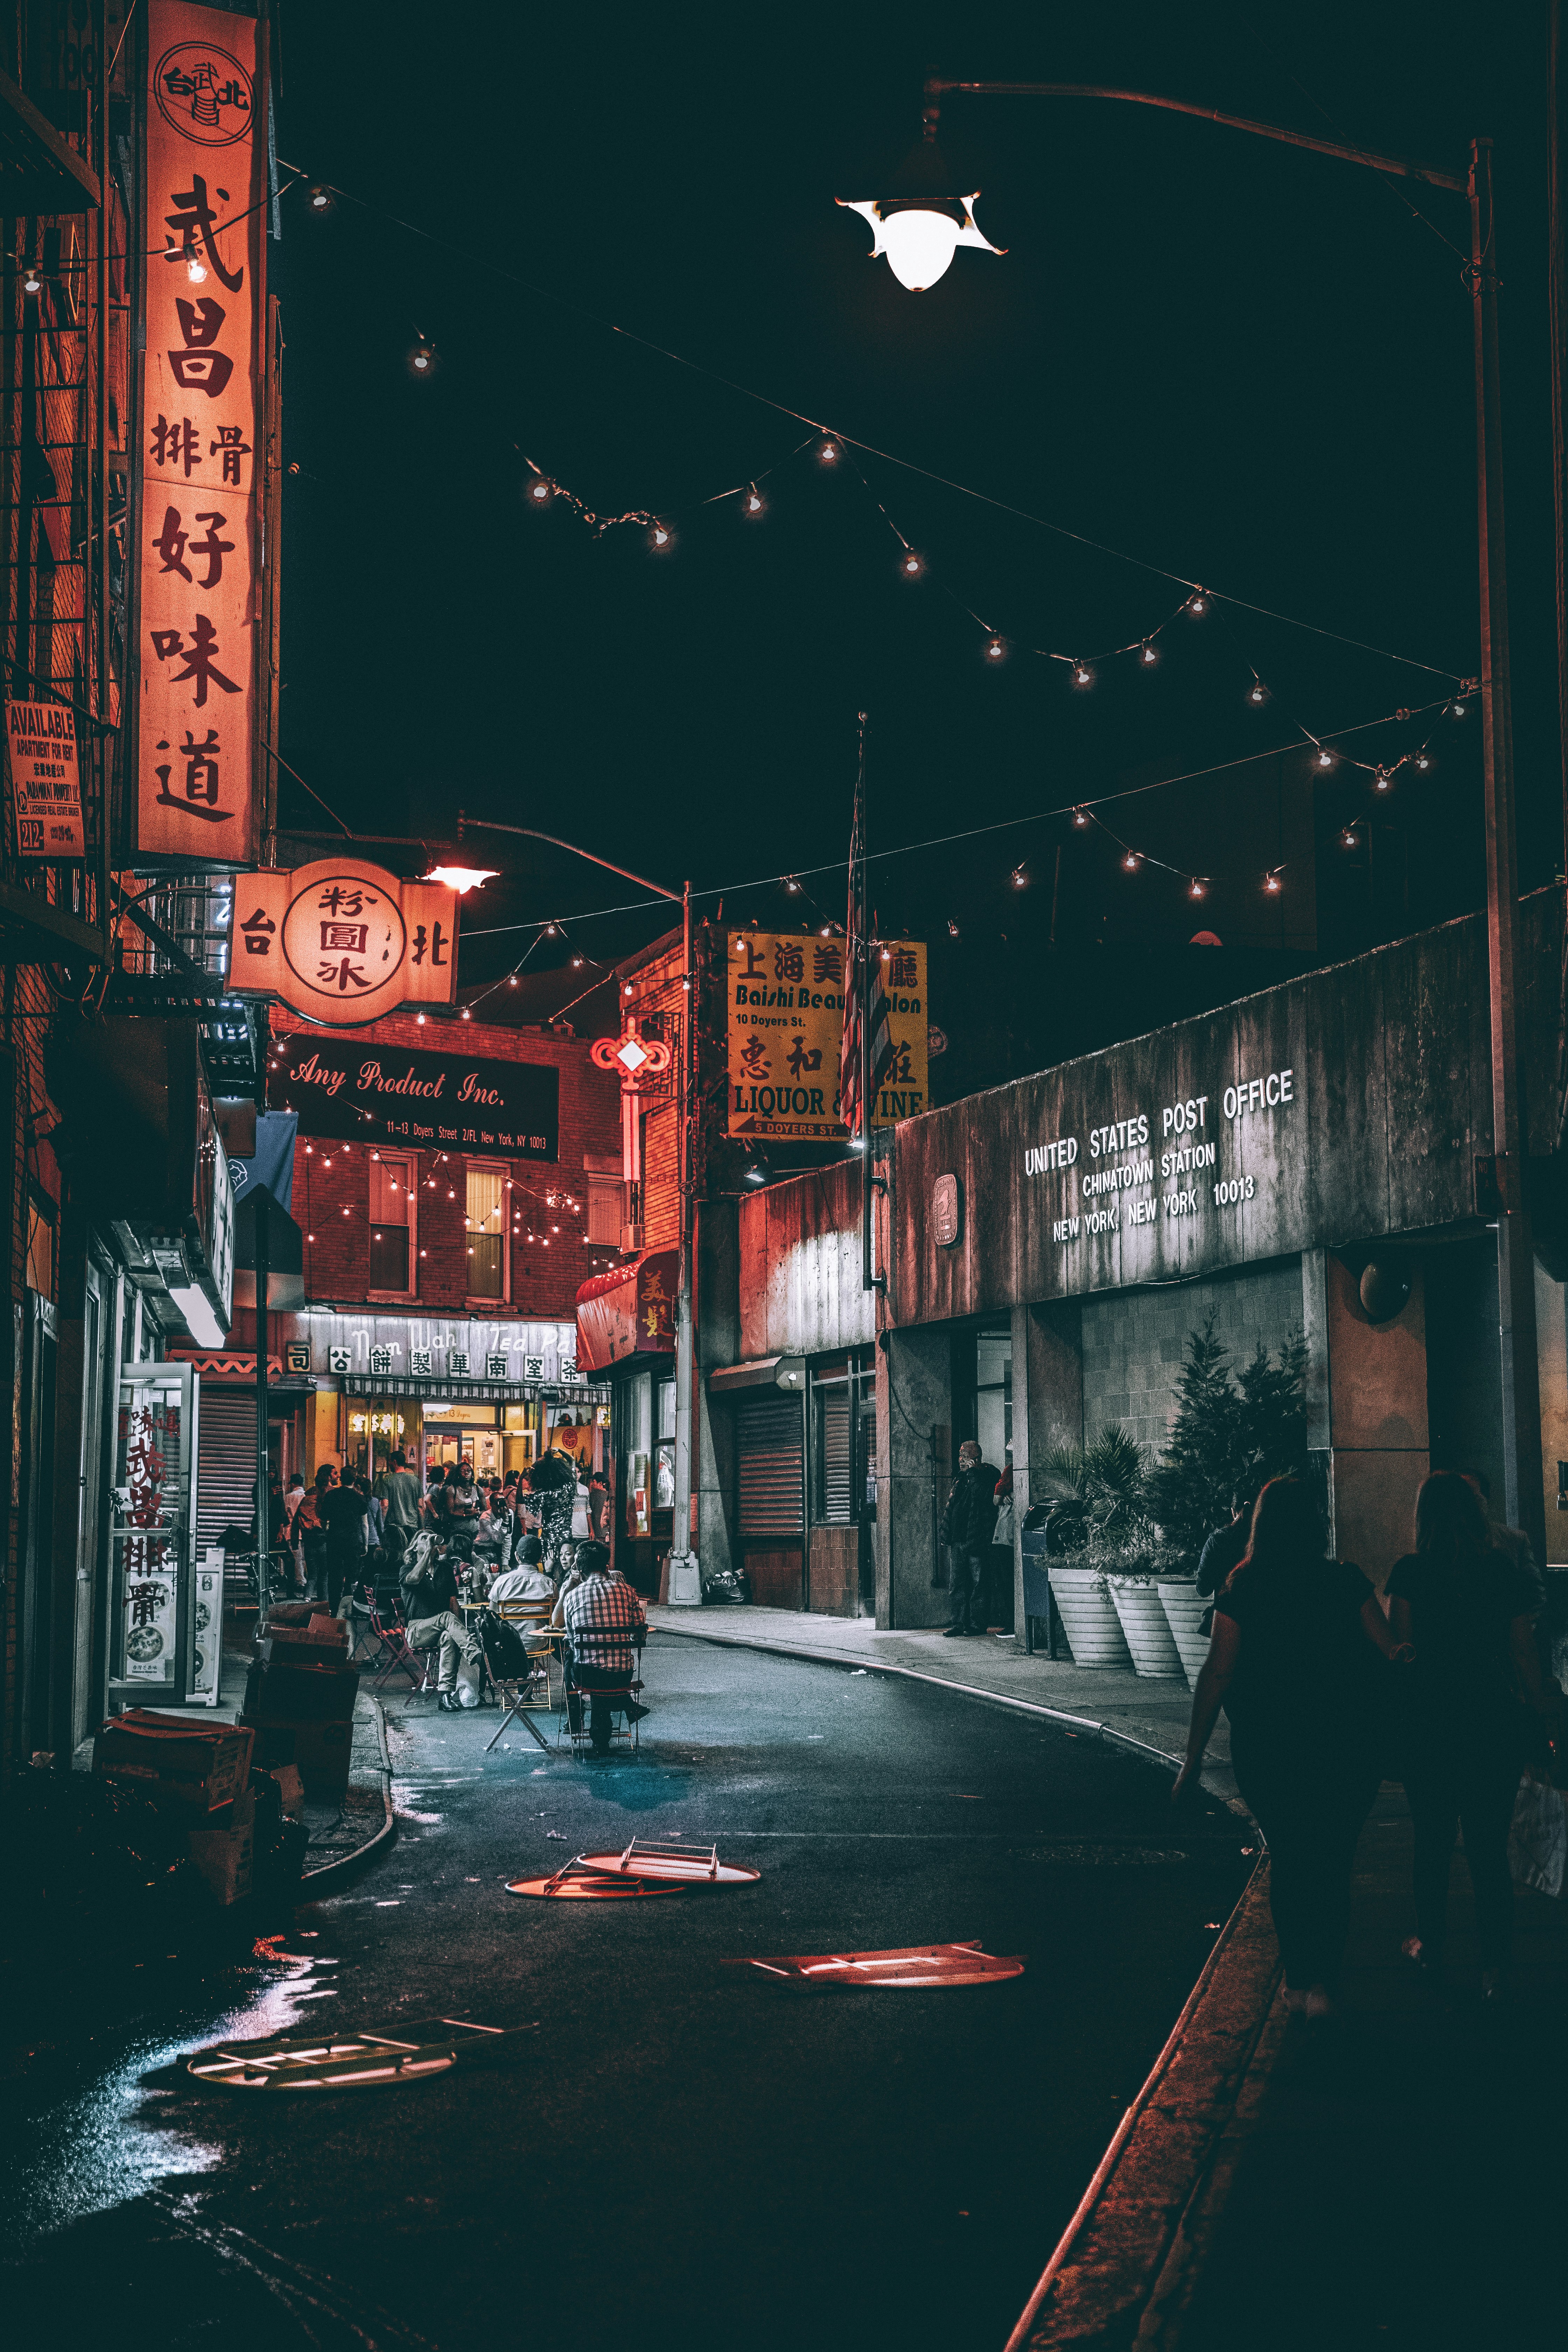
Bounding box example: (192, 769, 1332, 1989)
(401, 1529, 483, 1713)
(488, 1533, 554, 1606)
(552, 1540, 649, 1755)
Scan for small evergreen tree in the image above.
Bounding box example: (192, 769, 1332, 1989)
(1144, 1312, 1307, 1554)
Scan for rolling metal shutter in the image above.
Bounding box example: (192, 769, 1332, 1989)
(737, 1395, 803, 1535)
(196, 1385, 257, 1548)
(820, 1391, 852, 1522)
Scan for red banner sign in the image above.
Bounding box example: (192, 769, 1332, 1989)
(225, 858, 461, 1024)
(135, 0, 267, 861)
(575, 1250, 679, 1372)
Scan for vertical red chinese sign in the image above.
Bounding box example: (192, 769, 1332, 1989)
(135, 2, 267, 861)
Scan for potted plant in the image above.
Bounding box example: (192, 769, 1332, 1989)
(1154, 1574, 1211, 1686)
(1098, 1538, 1188, 1678)
(1037, 1429, 1149, 1670)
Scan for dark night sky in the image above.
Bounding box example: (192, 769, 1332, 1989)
(266, 1, 1562, 1084)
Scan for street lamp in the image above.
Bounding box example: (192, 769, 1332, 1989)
(836, 101, 1002, 289)
(844, 77, 1544, 1553)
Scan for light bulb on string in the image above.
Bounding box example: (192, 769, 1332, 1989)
(648, 520, 673, 552)
(526, 477, 554, 506)
(1414, 750, 1433, 772)
(817, 439, 840, 465)
(22, 260, 42, 295)
(1122, 851, 1142, 872)
(1140, 640, 1158, 666)
(947, 919, 960, 938)
(1188, 878, 1207, 899)
(1448, 696, 1468, 719)
(1314, 747, 1334, 770)
(1263, 872, 1283, 895)
(571, 954, 584, 969)
(1072, 662, 1093, 688)
(508, 974, 518, 987)
(984, 636, 1007, 664)
(1010, 866, 1027, 889)
(307, 185, 334, 214)
(460, 1006, 471, 1020)
(1071, 807, 1090, 828)
(187, 254, 207, 284)
(899, 550, 925, 579)
(1340, 827, 1359, 849)
(416, 1012, 426, 1024)
(1374, 766, 1394, 793)
(1186, 590, 1207, 615)
(1248, 681, 1268, 706)
(408, 337, 438, 377)
(743, 486, 765, 518)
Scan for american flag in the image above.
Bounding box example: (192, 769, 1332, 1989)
(839, 720, 896, 1138)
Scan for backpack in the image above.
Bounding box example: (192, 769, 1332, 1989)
(478, 1612, 533, 1682)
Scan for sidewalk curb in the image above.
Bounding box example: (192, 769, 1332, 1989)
(649, 1617, 1246, 1815)
(1005, 1855, 1280, 2351)
(297, 1695, 396, 1892)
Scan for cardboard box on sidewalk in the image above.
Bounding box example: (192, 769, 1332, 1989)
(92, 1712, 255, 1813)
(240, 1716, 296, 1768)
(307, 1613, 349, 1645)
(186, 1815, 254, 1904)
(261, 1626, 349, 1670)
(267, 1762, 306, 1819)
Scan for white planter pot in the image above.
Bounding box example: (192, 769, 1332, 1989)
(1107, 1581, 1185, 1679)
(1157, 1580, 1212, 1687)
(1046, 1565, 1132, 1670)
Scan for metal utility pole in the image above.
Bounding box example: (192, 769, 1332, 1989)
(255, 1190, 271, 1618)
(897, 77, 1546, 1553)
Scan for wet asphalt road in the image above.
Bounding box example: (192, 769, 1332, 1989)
(5, 1634, 1249, 2352)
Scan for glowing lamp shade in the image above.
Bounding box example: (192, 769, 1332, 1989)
(424, 864, 497, 894)
(836, 195, 1002, 292)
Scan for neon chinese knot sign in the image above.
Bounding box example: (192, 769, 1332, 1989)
(226, 859, 461, 1025)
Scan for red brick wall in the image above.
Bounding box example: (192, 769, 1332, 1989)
(278, 1011, 621, 1320)
(621, 938, 687, 1250)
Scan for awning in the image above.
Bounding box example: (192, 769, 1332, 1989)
(575, 1249, 679, 1372)
(708, 1356, 805, 1396)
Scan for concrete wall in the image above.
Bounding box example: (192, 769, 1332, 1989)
(1537, 1262, 1568, 1563)
(1326, 1251, 1428, 1586)
(695, 1198, 739, 1585)
(738, 1160, 875, 1360)
(1079, 1259, 1306, 1457)
(875, 1323, 952, 1630)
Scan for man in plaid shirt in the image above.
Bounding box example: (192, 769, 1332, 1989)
(552, 1541, 648, 1754)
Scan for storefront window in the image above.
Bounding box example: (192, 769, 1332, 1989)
(624, 1371, 652, 1537)
(466, 1164, 506, 1301)
(345, 1403, 410, 1481)
(810, 1353, 875, 1524)
(653, 1377, 676, 1513)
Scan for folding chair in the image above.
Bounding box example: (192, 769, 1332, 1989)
(556, 1640, 644, 1757)
(365, 1600, 436, 1701)
(482, 1602, 559, 1754)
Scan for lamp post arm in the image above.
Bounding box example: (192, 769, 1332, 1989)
(455, 810, 682, 903)
(923, 79, 1465, 195)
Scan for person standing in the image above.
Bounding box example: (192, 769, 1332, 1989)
(282, 1473, 308, 1592)
(378, 1449, 422, 1540)
(1172, 1477, 1407, 2021)
(320, 1465, 367, 1616)
(1386, 1471, 1558, 2001)
(527, 1445, 579, 1580)
(941, 1440, 1000, 1637)
(989, 1460, 1016, 1634)
(297, 1466, 331, 1604)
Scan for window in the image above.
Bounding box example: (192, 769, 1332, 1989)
(466, 1162, 506, 1301)
(369, 1153, 415, 1295)
(587, 1174, 624, 1245)
(810, 1352, 876, 1524)
(975, 1331, 1012, 1470)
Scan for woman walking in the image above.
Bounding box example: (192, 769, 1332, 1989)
(1172, 1477, 1406, 2021)
(526, 1445, 580, 1580)
(1386, 1471, 1556, 2000)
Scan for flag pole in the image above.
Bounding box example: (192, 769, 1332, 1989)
(857, 712, 881, 1293)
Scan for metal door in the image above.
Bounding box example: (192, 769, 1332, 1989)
(70, 1261, 108, 1754)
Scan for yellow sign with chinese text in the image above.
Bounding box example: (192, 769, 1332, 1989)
(726, 933, 928, 1138)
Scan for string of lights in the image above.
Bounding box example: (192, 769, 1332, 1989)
(283, 166, 1468, 682)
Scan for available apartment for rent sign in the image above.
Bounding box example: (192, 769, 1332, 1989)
(6, 698, 84, 856)
(134, 0, 267, 861)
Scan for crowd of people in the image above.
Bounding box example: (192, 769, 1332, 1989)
(254, 1443, 640, 1756)
(1174, 1469, 1562, 2018)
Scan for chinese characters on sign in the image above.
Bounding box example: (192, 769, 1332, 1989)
(6, 699, 85, 857)
(726, 932, 929, 1139)
(114, 1397, 181, 1681)
(136, 4, 265, 859)
(225, 860, 463, 1027)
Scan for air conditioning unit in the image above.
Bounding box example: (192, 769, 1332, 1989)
(621, 1222, 643, 1253)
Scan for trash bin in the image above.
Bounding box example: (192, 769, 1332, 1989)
(1021, 1512, 1068, 1660)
